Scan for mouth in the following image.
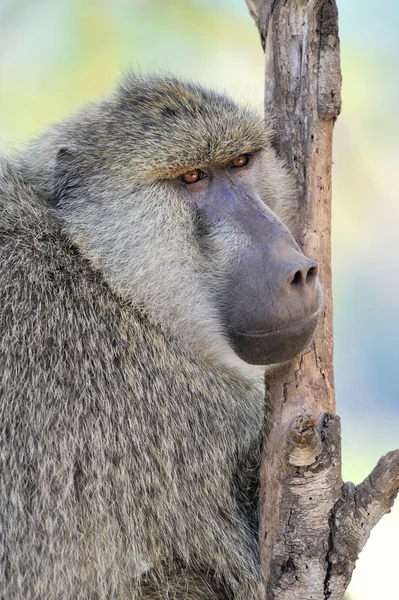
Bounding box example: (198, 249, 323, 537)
(237, 312, 321, 337)
(229, 311, 321, 366)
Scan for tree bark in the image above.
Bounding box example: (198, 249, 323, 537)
(245, 1, 399, 599)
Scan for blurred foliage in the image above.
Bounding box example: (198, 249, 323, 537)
(0, 0, 398, 598)
(0, 0, 265, 146)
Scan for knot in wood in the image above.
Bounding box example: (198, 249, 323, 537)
(287, 415, 323, 467)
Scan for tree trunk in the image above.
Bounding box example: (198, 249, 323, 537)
(245, 1, 399, 599)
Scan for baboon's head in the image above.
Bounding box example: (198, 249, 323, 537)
(26, 74, 322, 370)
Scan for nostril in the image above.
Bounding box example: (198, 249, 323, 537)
(306, 265, 318, 283)
(291, 270, 303, 286)
(289, 262, 319, 287)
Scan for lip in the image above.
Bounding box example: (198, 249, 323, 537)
(236, 311, 321, 338)
(229, 311, 321, 365)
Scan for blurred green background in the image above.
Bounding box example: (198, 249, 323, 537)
(0, 1, 398, 597)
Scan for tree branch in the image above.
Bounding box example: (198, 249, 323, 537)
(325, 450, 399, 598)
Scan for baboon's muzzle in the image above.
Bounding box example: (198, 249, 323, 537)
(198, 175, 323, 365)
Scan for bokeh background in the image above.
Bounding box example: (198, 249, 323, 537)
(0, 1, 398, 597)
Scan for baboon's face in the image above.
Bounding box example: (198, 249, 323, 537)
(172, 149, 322, 366)
(50, 75, 322, 367)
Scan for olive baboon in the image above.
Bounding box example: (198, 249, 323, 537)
(0, 74, 322, 599)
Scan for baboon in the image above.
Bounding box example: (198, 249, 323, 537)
(0, 74, 322, 599)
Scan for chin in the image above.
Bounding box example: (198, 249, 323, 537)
(229, 311, 320, 366)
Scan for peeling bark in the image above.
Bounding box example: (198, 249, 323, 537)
(245, 1, 399, 599)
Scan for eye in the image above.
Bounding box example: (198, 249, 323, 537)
(181, 169, 207, 184)
(231, 154, 249, 168)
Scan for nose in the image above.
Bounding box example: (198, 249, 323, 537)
(279, 255, 320, 320)
(287, 259, 319, 288)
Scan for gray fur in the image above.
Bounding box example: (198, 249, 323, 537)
(0, 74, 297, 599)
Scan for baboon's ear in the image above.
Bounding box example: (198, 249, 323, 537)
(52, 146, 76, 208)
